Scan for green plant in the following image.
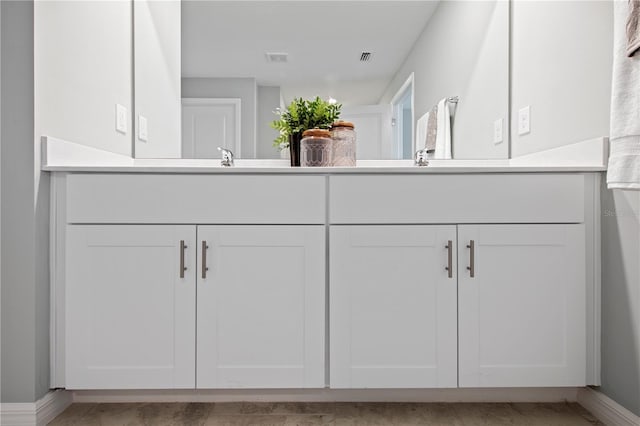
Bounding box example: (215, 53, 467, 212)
(270, 97, 342, 149)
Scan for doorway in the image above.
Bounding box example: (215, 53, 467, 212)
(390, 73, 414, 160)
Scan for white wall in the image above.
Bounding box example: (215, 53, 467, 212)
(257, 86, 281, 159)
(380, 0, 509, 159)
(134, 0, 181, 159)
(35, 0, 132, 156)
(511, 0, 612, 157)
(182, 77, 257, 158)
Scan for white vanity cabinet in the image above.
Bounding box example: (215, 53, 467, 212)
(58, 174, 326, 390)
(197, 225, 325, 388)
(64, 224, 325, 389)
(330, 224, 586, 389)
(53, 171, 599, 391)
(65, 225, 197, 389)
(457, 224, 586, 387)
(328, 174, 593, 389)
(330, 225, 458, 388)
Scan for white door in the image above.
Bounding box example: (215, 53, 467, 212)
(182, 98, 241, 159)
(197, 226, 325, 388)
(458, 224, 586, 387)
(65, 225, 196, 389)
(330, 225, 458, 388)
(341, 105, 393, 160)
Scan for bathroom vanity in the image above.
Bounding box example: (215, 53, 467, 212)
(45, 139, 604, 393)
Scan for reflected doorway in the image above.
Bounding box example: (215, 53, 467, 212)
(182, 98, 241, 159)
(391, 73, 414, 160)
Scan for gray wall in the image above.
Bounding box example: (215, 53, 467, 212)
(380, 0, 509, 160)
(600, 185, 640, 416)
(555, 0, 640, 417)
(1, 0, 50, 403)
(182, 77, 257, 158)
(256, 86, 281, 159)
(511, 1, 612, 157)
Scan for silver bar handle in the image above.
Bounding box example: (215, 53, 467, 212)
(445, 240, 453, 278)
(180, 240, 187, 278)
(466, 240, 475, 278)
(201, 241, 209, 279)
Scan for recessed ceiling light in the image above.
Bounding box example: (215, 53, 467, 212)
(265, 52, 288, 63)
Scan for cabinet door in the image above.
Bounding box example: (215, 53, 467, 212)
(197, 226, 325, 388)
(66, 225, 196, 389)
(458, 224, 586, 387)
(330, 225, 458, 388)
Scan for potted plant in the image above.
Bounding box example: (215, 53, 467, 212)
(271, 97, 342, 166)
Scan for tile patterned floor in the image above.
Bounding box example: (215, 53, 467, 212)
(49, 402, 604, 425)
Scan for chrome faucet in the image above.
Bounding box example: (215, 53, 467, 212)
(218, 147, 235, 167)
(414, 149, 430, 167)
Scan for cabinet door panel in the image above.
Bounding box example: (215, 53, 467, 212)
(458, 224, 586, 387)
(197, 226, 325, 388)
(65, 225, 196, 389)
(330, 225, 458, 388)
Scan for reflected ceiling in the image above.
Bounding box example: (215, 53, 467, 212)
(182, 1, 440, 105)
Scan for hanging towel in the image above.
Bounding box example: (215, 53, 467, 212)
(414, 99, 452, 159)
(425, 104, 438, 153)
(627, 0, 640, 57)
(415, 111, 430, 152)
(608, 1, 640, 189)
(434, 98, 452, 159)
(415, 105, 439, 153)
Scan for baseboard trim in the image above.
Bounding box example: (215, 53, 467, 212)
(0, 390, 73, 426)
(36, 390, 73, 425)
(577, 387, 640, 426)
(71, 387, 580, 403)
(13, 386, 633, 426)
(0, 402, 37, 426)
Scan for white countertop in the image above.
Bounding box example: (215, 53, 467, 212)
(41, 136, 608, 174)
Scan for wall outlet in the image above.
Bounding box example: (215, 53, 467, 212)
(138, 115, 148, 142)
(116, 104, 127, 134)
(518, 106, 531, 135)
(493, 118, 504, 145)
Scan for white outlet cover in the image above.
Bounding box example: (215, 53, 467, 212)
(493, 118, 504, 145)
(139, 115, 148, 142)
(116, 104, 127, 134)
(518, 106, 530, 135)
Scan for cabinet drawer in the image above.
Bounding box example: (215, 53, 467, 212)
(66, 174, 325, 224)
(330, 174, 585, 224)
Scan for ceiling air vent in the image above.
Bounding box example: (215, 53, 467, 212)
(265, 52, 288, 63)
(360, 52, 372, 62)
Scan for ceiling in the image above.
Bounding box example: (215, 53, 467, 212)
(182, 1, 440, 105)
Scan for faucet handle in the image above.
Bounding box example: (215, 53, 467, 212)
(414, 149, 429, 167)
(217, 147, 235, 167)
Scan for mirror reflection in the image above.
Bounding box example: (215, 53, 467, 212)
(135, 0, 509, 160)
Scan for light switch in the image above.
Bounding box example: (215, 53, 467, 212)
(493, 118, 504, 144)
(518, 106, 530, 135)
(139, 115, 148, 142)
(116, 104, 127, 134)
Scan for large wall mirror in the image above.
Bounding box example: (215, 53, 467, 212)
(134, 0, 509, 160)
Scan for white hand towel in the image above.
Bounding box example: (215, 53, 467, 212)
(608, 1, 640, 189)
(415, 111, 430, 151)
(627, 0, 640, 57)
(435, 98, 452, 159)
